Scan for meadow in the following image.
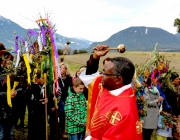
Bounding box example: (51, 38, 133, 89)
(13, 51, 180, 140)
(65, 51, 180, 75)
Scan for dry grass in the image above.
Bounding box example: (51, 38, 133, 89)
(64, 51, 180, 76)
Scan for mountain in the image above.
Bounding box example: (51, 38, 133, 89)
(55, 34, 93, 50)
(88, 26, 180, 51)
(175, 33, 180, 39)
(1, 15, 180, 52)
(0, 15, 27, 48)
(0, 15, 93, 50)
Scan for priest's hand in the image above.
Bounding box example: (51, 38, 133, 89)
(85, 130, 91, 136)
(93, 44, 109, 59)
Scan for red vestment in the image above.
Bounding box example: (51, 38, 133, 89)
(87, 76, 143, 140)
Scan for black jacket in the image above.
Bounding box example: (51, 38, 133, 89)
(163, 87, 180, 116)
(0, 76, 13, 122)
(58, 75, 72, 102)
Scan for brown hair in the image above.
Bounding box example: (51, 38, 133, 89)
(0, 50, 14, 69)
(73, 77, 84, 87)
(75, 70, 80, 78)
(0, 43, 6, 51)
(33, 41, 39, 51)
(0, 50, 14, 61)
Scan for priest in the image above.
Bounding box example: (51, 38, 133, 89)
(79, 44, 142, 140)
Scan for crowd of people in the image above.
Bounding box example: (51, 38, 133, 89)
(0, 42, 180, 140)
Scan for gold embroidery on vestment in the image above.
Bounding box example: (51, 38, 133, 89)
(136, 120, 142, 134)
(90, 108, 113, 131)
(109, 111, 122, 125)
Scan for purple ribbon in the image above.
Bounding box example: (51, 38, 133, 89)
(40, 25, 49, 46)
(15, 36, 25, 54)
(29, 46, 35, 54)
(28, 29, 39, 36)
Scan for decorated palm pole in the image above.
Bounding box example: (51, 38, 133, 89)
(36, 17, 60, 140)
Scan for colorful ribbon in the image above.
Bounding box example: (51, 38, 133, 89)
(23, 54, 31, 84)
(15, 36, 25, 54)
(7, 74, 12, 107)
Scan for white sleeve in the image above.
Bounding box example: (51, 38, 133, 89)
(85, 135, 92, 140)
(79, 70, 99, 88)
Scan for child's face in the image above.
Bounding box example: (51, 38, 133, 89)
(36, 77, 45, 85)
(76, 71, 81, 77)
(73, 84, 84, 94)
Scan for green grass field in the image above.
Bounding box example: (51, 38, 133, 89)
(13, 51, 180, 140)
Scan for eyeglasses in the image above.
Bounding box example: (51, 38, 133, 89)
(101, 71, 119, 76)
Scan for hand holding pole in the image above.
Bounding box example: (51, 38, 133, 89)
(93, 44, 126, 53)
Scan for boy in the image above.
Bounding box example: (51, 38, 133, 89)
(27, 70, 48, 140)
(64, 77, 87, 140)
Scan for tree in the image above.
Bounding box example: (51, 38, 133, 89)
(78, 49, 88, 54)
(73, 49, 78, 54)
(174, 18, 180, 33)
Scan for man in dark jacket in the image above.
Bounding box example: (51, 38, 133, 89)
(164, 72, 180, 140)
(0, 47, 17, 140)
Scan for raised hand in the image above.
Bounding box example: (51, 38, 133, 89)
(93, 44, 109, 59)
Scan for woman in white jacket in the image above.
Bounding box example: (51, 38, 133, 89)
(143, 77, 164, 140)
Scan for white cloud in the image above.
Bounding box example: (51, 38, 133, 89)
(1, 0, 180, 41)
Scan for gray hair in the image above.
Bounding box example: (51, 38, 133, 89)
(110, 57, 135, 85)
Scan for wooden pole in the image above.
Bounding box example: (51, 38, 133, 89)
(44, 73, 48, 140)
(54, 93, 59, 140)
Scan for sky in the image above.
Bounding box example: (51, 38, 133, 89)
(1, 0, 180, 41)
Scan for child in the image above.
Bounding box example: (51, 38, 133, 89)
(64, 77, 87, 140)
(156, 110, 173, 140)
(72, 70, 80, 82)
(27, 70, 48, 140)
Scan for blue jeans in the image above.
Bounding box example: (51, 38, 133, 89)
(69, 131, 84, 140)
(0, 122, 14, 140)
